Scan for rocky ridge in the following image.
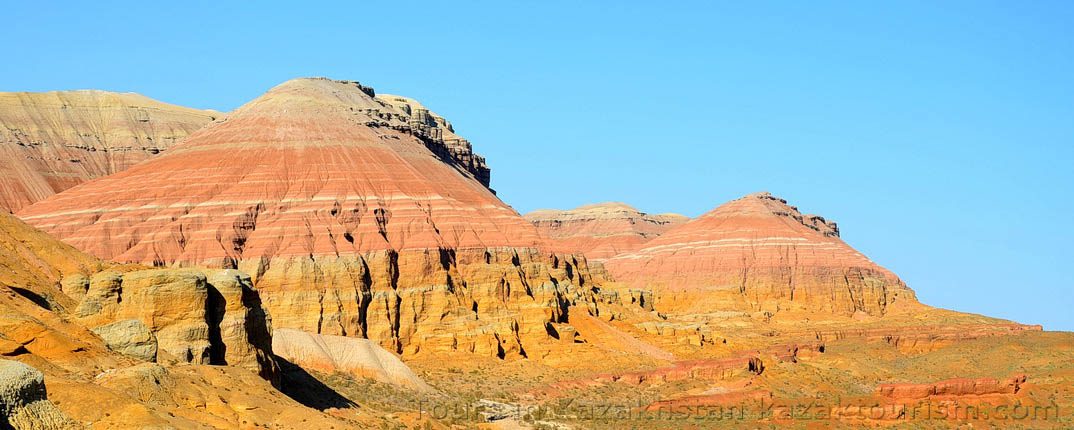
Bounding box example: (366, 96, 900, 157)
(525, 202, 689, 260)
(0, 90, 216, 212)
(375, 93, 491, 187)
(605, 192, 916, 316)
(17, 78, 630, 360)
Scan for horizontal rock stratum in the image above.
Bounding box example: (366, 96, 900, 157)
(604, 192, 916, 316)
(525, 202, 688, 260)
(18, 77, 611, 358)
(0, 90, 216, 212)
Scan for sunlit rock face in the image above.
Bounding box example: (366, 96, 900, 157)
(604, 192, 917, 316)
(0, 90, 216, 212)
(525, 202, 688, 261)
(18, 78, 607, 358)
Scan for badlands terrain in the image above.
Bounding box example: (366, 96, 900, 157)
(1, 78, 1071, 429)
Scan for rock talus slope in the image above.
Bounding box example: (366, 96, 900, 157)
(525, 202, 688, 260)
(19, 77, 612, 359)
(0, 90, 215, 212)
(605, 192, 916, 316)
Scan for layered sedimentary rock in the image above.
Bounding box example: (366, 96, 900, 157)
(70, 268, 278, 380)
(272, 328, 434, 392)
(605, 192, 916, 316)
(375, 93, 491, 187)
(0, 90, 215, 212)
(877, 375, 1027, 400)
(525, 202, 688, 260)
(1, 210, 275, 378)
(19, 77, 606, 358)
(0, 210, 363, 428)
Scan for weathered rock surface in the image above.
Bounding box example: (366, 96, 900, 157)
(1, 209, 275, 377)
(89, 319, 158, 362)
(72, 268, 278, 381)
(877, 374, 1027, 400)
(605, 192, 916, 316)
(375, 93, 491, 187)
(18, 77, 614, 359)
(272, 328, 434, 392)
(1, 202, 369, 428)
(525, 202, 688, 260)
(0, 359, 80, 430)
(0, 90, 215, 212)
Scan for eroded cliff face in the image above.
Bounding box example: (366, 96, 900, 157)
(0, 90, 215, 212)
(18, 78, 620, 359)
(0, 210, 366, 428)
(0, 211, 276, 378)
(525, 202, 689, 261)
(375, 93, 491, 187)
(605, 192, 916, 316)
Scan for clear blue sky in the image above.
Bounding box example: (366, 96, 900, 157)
(5, 2, 1072, 330)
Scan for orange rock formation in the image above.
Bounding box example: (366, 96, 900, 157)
(877, 375, 1027, 400)
(18, 78, 613, 359)
(605, 192, 916, 316)
(0, 211, 366, 428)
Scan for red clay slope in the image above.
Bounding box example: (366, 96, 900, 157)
(604, 192, 916, 316)
(17, 78, 599, 358)
(17, 78, 543, 265)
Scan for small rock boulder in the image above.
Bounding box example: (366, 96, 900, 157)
(90, 319, 158, 362)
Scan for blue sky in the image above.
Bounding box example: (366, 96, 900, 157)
(4, 2, 1072, 330)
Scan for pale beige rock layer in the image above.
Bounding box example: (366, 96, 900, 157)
(0, 90, 216, 212)
(525, 202, 688, 260)
(272, 328, 434, 392)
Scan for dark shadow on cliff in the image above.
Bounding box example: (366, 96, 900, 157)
(276, 355, 357, 411)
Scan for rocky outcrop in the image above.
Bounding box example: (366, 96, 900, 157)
(0, 360, 81, 430)
(18, 78, 616, 359)
(605, 192, 916, 316)
(801, 323, 1042, 353)
(0, 90, 215, 212)
(0, 209, 372, 428)
(272, 328, 434, 392)
(1, 210, 276, 380)
(525, 202, 688, 260)
(877, 375, 1027, 400)
(89, 319, 158, 362)
(375, 93, 491, 187)
(550, 355, 764, 389)
(73, 268, 278, 381)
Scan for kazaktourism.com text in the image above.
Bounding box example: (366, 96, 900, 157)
(416, 398, 1061, 423)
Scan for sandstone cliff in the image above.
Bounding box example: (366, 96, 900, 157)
(0, 210, 370, 428)
(18, 77, 618, 359)
(375, 93, 491, 187)
(604, 192, 916, 316)
(525, 202, 688, 260)
(0, 90, 215, 212)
